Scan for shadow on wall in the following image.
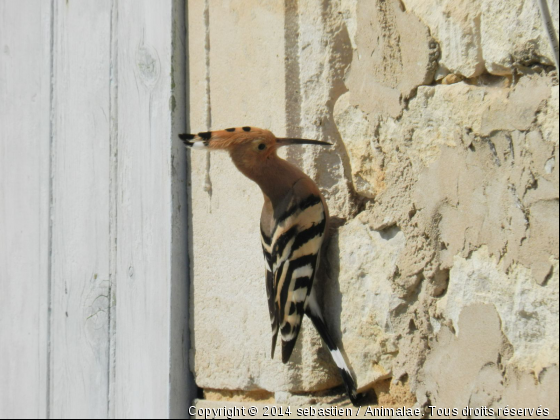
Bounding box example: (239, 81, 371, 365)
(316, 215, 381, 405)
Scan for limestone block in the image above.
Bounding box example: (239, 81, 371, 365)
(333, 93, 382, 198)
(482, 0, 559, 75)
(188, 0, 344, 393)
(338, 76, 558, 284)
(345, 0, 438, 118)
(399, 72, 550, 142)
(439, 248, 559, 373)
(403, 0, 559, 77)
(338, 75, 555, 201)
(418, 303, 559, 417)
(417, 304, 507, 411)
(412, 80, 559, 280)
(401, 0, 485, 78)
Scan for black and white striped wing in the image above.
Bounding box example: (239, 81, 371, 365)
(261, 227, 278, 358)
(271, 194, 327, 363)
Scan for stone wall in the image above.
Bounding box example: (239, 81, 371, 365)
(187, 0, 559, 415)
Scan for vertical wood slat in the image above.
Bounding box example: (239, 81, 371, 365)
(115, 1, 188, 417)
(49, 1, 112, 417)
(0, 1, 52, 418)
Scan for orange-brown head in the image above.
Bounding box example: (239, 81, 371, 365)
(179, 126, 331, 183)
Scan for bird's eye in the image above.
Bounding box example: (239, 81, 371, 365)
(258, 143, 266, 151)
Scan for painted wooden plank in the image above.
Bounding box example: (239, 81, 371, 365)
(115, 0, 186, 417)
(49, 1, 113, 417)
(0, 1, 52, 418)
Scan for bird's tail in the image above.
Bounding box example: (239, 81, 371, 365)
(305, 304, 360, 406)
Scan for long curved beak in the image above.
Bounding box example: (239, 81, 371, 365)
(276, 138, 333, 147)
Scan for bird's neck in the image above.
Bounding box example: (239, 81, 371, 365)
(233, 153, 307, 206)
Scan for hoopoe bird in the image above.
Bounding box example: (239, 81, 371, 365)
(180, 126, 360, 405)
